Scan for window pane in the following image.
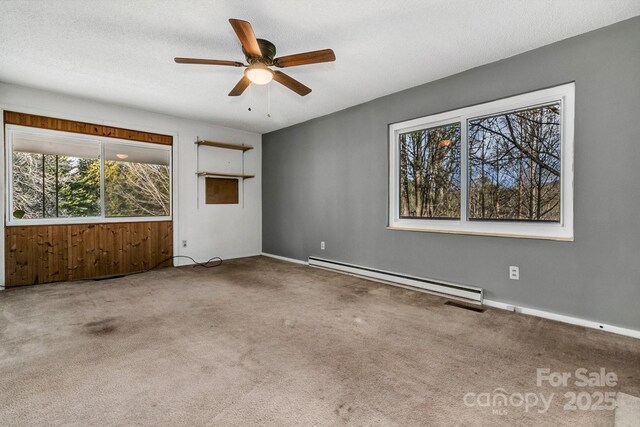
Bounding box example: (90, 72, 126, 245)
(399, 123, 461, 219)
(468, 103, 561, 222)
(104, 143, 170, 217)
(12, 133, 100, 219)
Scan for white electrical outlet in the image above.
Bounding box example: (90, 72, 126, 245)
(320, 241, 325, 250)
(509, 266, 519, 280)
(182, 240, 188, 248)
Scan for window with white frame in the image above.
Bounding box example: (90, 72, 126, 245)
(389, 83, 574, 240)
(6, 125, 171, 224)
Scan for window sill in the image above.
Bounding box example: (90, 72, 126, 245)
(385, 226, 573, 242)
(7, 216, 172, 227)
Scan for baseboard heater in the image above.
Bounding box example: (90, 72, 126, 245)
(308, 256, 483, 304)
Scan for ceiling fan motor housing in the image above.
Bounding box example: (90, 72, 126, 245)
(244, 39, 277, 65)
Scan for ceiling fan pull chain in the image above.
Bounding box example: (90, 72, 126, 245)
(267, 83, 271, 118)
(248, 84, 253, 112)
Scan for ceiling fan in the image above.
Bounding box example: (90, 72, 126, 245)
(174, 19, 336, 97)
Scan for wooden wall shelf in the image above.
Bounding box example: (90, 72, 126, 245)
(194, 140, 253, 151)
(194, 138, 254, 207)
(196, 172, 255, 179)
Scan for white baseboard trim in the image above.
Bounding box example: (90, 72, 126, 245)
(174, 253, 261, 267)
(482, 299, 517, 311)
(484, 299, 640, 339)
(261, 252, 308, 265)
(615, 392, 640, 427)
(223, 253, 263, 260)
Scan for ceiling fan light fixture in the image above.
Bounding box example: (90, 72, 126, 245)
(245, 63, 273, 85)
(175, 19, 333, 96)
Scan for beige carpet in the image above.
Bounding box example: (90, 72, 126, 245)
(1, 256, 638, 426)
(615, 392, 640, 427)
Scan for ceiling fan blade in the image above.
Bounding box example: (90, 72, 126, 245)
(229, 76, 251, 96)
(229, 19, 262, 57)
(273, 49, 335, 68)
(175, 57, 244, 67)
(273, 71, 312, 96)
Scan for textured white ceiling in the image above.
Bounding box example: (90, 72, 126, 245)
(1, 0, 638, 134)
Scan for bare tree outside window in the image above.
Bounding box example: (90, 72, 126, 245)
(389, 84, 573, 239)
(104, 143, 170, 217)
(10, 132, 171, 221)
(468, 103, 561, 222)
(105, 161, 170, 217)
(399, 123, 461, 219)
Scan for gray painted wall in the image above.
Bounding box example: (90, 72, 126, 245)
(262, 17, 640, 330)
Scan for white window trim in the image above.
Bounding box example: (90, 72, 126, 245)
(5, 124, 173, 226)
(388, 83, 575, 241)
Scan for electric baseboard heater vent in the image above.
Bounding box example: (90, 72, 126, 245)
(308, 256, 483, 303)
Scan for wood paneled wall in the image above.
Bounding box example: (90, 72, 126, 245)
(3, 111, 173, 145)
(5, 221, 173, 287)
